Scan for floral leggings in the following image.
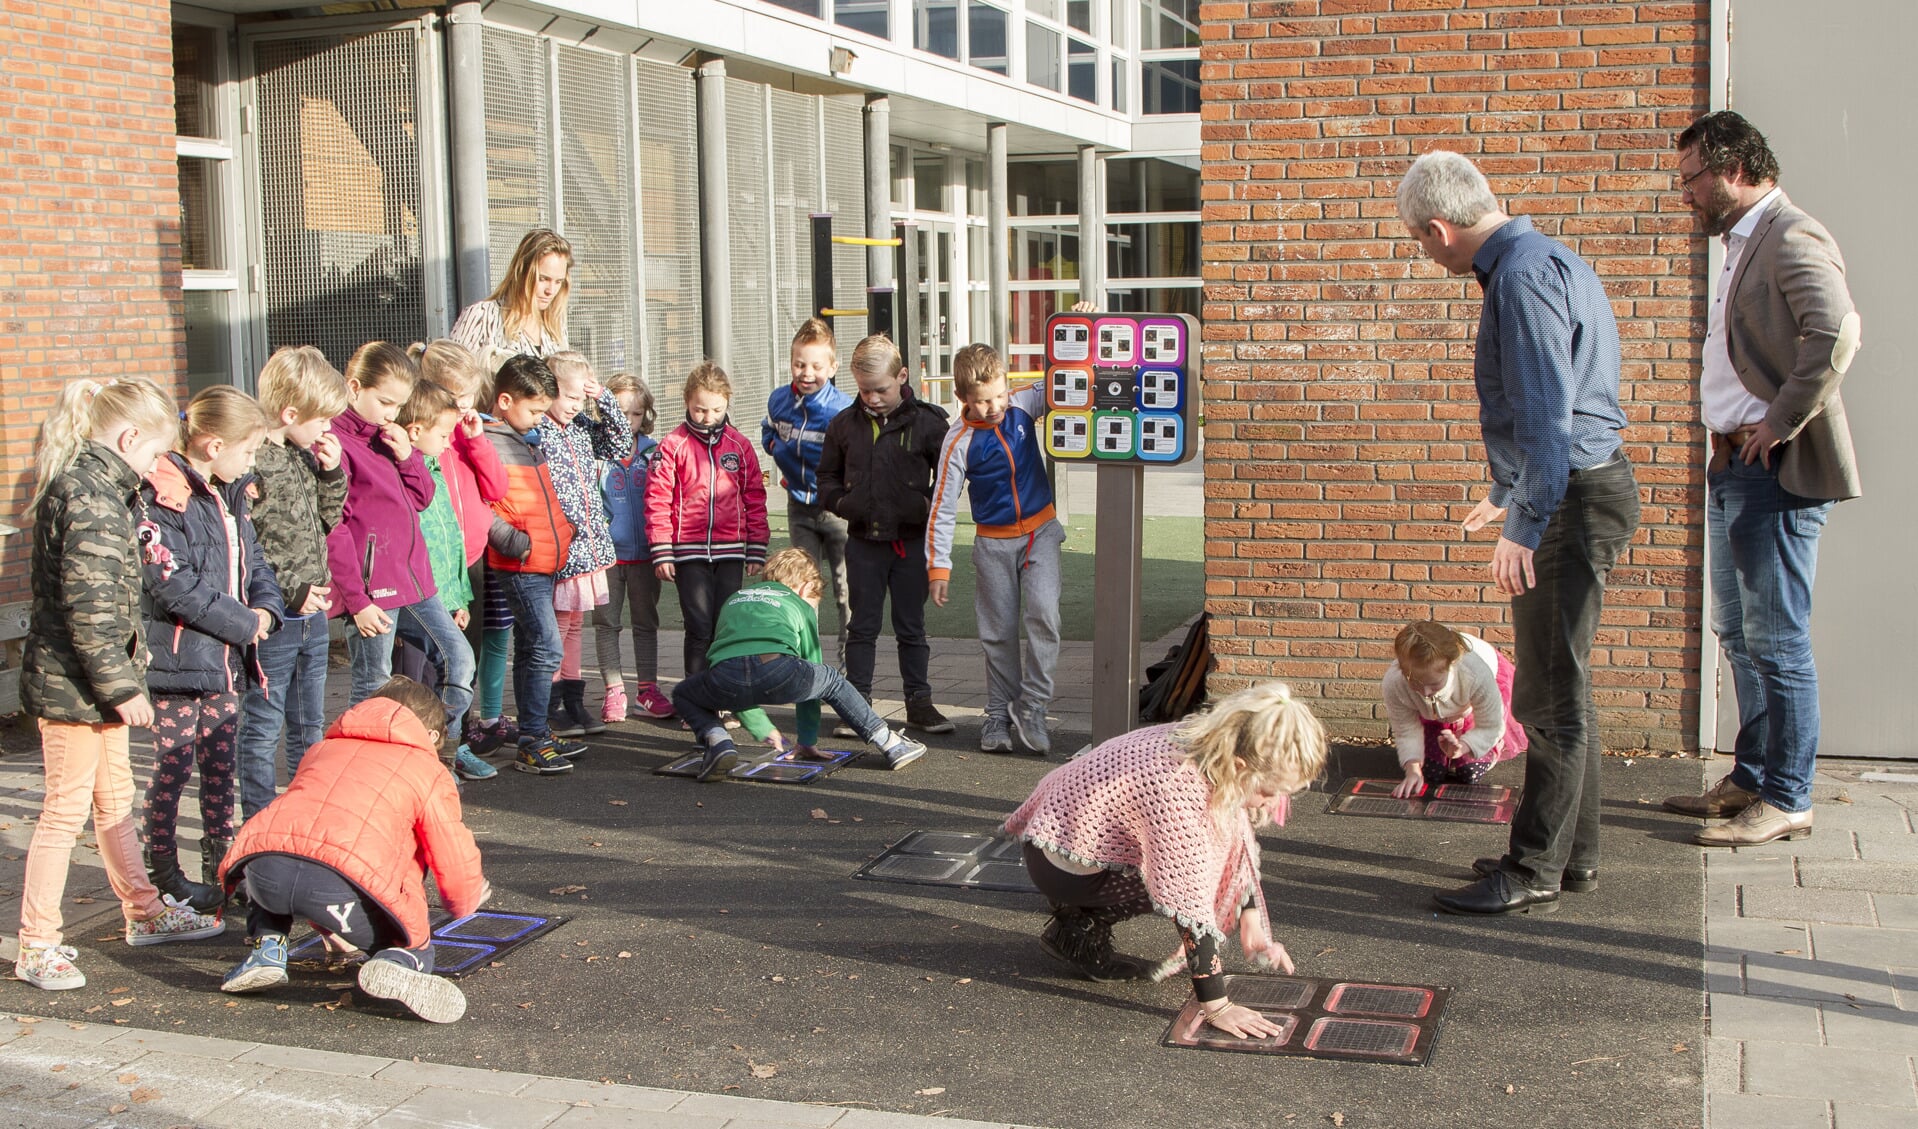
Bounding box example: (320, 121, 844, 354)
(143, 691, 240, 854)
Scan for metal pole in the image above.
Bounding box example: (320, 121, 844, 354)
(864, 95, 892, 294)
(987, 121, 1009, 357)
(1077, 144, 1103, 303)
(810, 213, 835, 330)
(445, 1, 490, 309)
(696, 57, 732, 370)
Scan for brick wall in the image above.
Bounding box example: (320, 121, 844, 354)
(1199, 0, 1709, 750)
(0, 0, 183, 607)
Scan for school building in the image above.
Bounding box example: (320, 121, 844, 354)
(1, 1, 1910, 758)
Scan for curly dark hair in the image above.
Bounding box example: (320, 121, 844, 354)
(1677, 111, 1780, 185)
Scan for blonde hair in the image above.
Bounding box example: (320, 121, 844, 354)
(396, 378, 461, 430)
(951, 343, 1005, 400)
(1394, 620, 1468, 669)
(410, 339, 489, 401)
(790, 317, 837, 360)
(1173, 681, 1327, 829)
(850, 334, 904, 382)
(760, 547, 822, 594)
(182, 385, 270, 452)
(345, 340, 418, 398)
(256, 346, 348, 423)
(684, 360, 732, 402)
(26, 377, 179, 521)
(606, 372, 656, 436)
(547, 350, 594, 391)
(489, 228, 572, 345)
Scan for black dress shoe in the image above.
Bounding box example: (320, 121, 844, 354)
(1472, 856, 1597, 893)
(1435, 871, 1560, 916)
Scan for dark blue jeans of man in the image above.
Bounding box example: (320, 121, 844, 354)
(672, 654, 888, 755)
(495, 570, 561, 743)
(236, 853, 434, 973)
(1499, 457, 1640, 889)
(235, 610, 331, 822)
(1710, 454, 1833, 814)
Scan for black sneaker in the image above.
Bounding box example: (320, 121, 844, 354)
(513, 738, 574, 775)
(905, 695, 955, 735)
(552, 736, 588, 761)
(695, 748, 741, 782)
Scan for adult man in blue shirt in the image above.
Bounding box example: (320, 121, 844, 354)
(1397, 151, 1642, 916)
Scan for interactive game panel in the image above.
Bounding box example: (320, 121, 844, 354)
(1162, 973, 1449, 1066)
(1325, 777, 1519, 824)
(853, 829, 1038, 893)
(286, 910, 568, 980)
(1044, 312, 1198, 465)
(655, 746, 865, 785)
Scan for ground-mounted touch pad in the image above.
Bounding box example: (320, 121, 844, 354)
(286, 910, 569, 979)
(654, 746, 865, 784)
(1162, 973, 1450, 1066)
(1325, 778, 1519, 824)
(852, 829, 1037, 892)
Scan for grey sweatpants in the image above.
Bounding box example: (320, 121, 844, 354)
(593, 562, 662, 686)
(972, 518, 1064, 720)
(788, 497, 850, 656)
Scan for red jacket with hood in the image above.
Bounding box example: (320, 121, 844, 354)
(644, 420, 769, 566)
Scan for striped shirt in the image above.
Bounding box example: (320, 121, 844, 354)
(1471, 216, 1627, 550)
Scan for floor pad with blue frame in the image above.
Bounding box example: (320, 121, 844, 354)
(285, 909, 568, 979)
(852, 829, 1037, 893)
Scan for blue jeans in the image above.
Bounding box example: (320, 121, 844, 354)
(672, 654, 887, 753)
(495, 571, 561, 742)
(1710, 455, 1833, 813)
(345, 599, 476, 739)
(235, 611, 331, 822)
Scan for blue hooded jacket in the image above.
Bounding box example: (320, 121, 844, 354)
(602, 433, 659, 564)
(761, 380, 853, 505)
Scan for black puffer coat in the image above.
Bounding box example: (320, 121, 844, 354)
(817, 388, 951, 543)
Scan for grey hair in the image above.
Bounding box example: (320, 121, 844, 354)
(1396, 150, 1499, 230)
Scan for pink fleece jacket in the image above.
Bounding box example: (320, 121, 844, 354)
(441, 426, 508, 566)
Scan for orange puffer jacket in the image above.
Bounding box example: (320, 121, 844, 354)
(220, 698, 487, 949)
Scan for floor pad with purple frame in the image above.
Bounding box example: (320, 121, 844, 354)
(654, 746, 865, 784)
(1162, 973, 1451, 1066)
(1325, 777, 1519, 824)
(285, 909, 569, 980)
(852, 830, 1037, 893)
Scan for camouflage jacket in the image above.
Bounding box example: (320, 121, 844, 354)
(248, 437, 347, 616)
(21, 443, 149, 723)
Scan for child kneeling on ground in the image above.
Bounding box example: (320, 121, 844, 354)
(1382, 620, 1527, 800)
(1003, 682, 1327, 1041)
(217, 676, 489, 1024)
(672, 548, 928, 782)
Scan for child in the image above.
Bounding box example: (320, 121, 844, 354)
(818, 333, 954, 736)
(1003, 681, 1327, 1041)
(15, 377, 226, 990)
(762, 318, 853, 658)
(927, 343, 1065, 755)
(542, 351, 633, 736)
(671, 548, 928, 781)
(594, 372, 674, 722)
(236, 347, 349, 824)
(324, 343, 474, 754)
(218, 676, 489, 1024)
(1384, 620, 1528, 799)
(646, 361, 770, 677)
(137, 386, 285, 910)
(480, 354, 579, 775)
(396, 378, 492, 782)
(413, 340, 512, 756)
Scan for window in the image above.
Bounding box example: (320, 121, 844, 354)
(968, 1, 1009, 74)
(1142, 57, 1200, 114)
(1008, 160, 1077, 216)
(1106, 220, 1199, 278)
(173, 20, 241, 394)
(1027, 23, 1062, 92)
(1027, 0, 1061, 19)
(1067, 37, 1097, 103)
(763, 0, 823, 14)
(1112, 57, 1128, 113)
(1067, 0, 1091, 32)
(1140, 0, 1200, 50)
(1105, 156, 1200, 212)
(836, 0, 890, 37)
(915, 0, 960, 59)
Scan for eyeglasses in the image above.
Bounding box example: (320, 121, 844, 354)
(1678, 165, 1713, 194)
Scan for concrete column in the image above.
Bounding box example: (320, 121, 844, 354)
(987, 121, 1009, 356)
(696, 58, 732, 370)
(446, 1, 491, 308)
(1077, 144, 1103, 306)
(864, 95, 893, 293)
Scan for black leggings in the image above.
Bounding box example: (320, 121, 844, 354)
(675, 559, 745, 675)
(236, 854, 434, 972)
(1021, 843, 1225, 1000)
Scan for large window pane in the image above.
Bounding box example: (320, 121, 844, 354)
(1009, 160, 1076, 216)
(1140, 0, 1200, 50)
(184, 291, 233, 396)
(178, 157, 226, 271)
(1103, 285, 1199, 316)
(891, 143, 909, 206)
(914, 152, 948, 213)
(1027, 0, 1061, 19)
(836, 0, 889, 37)
(173, 24, 221, 140)
(1112, 57, 1128, 113)
(915, 1, 960, 58)
(1067, 37, 1096, 102)
(1027, 23, 1062, 92)
(1110, 0, 1128, 48)
(1013, 228, 1078, 281)
(1105, 156, 1200, 212)
(968, 1, 1009, 74)
(1068, 0, 1091, 32)
(764, 0, 823, 14)
(1106, 220, 1199, 278)
(1142, 57, 1200, 114)
(1011, 287, 1079, 359)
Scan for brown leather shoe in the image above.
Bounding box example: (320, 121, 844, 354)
(1695, 800, 1812, 847)
(1663, 775, 1759, 818)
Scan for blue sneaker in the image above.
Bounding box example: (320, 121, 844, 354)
(221, 932, 289, 994)
(453, 745, 497, 781)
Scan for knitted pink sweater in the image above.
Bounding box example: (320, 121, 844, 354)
(1003, 723, 1266, 945)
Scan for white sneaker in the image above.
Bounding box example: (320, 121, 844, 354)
(14, 943, 86, 990)
(357, 957, 467, 1023)
(125, 894, 226, 947)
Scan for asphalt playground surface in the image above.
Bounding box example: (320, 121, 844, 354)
(19, 718, 1708, 1129)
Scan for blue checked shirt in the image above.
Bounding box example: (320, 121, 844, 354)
(1471, 217, 1626, 550)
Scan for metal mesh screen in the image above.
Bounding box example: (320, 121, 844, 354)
(770, 87, 820, 367)
(823, 96, 869, 354)
(725, 77, 773, 440)
(557, 46, 636, 374)
(634, 59, 702, 390)
(253, 30, 425, 367)
(481, 28, 554, 298)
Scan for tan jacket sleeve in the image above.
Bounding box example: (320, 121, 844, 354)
(1759, 218, 1862, 441)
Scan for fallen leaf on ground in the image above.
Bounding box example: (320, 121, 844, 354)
(770, 975, 786, 983)
(1504, 1084, 1514, 1094)
(49, 1065, 66, 1073)
(750, 1062, 777, 1079)
(608, 799, 628, 806)
(915, 1087, 946, 1096)
(1330, 1114, 1345, 1127)
(129, 1087, 160, 1104)
(71, 897, 94, 905)
(109, 998, 133, 1007)
(116, 1074, 138, 1085)
(1834, 789, 1853, 804)
(1776, 949, 1802, 955)
(108, 1105, 127, 1115)
(549, 885, 587, 895)
(13, 1017, 39, 1024)
(106, 988, 130, 995)
(810, 808, 829, 820)
(955, 978, 972, 985)
(1673, 1043, 1689, 1053)
(617, 952, 632, 959)
(517, 1002, 534, 1009)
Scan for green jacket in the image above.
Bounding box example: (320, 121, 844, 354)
(707, 581, 822, 745)
(22, 444, 150, 723)
(420, 456, 472, 614)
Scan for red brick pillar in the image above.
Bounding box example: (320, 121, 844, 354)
(1200, 1, 1709, 750)
(0, 0, 184, 605)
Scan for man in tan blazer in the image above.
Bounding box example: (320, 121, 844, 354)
(1663, 111, 1864, 846)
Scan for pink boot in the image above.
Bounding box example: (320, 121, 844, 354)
(633, 681, 675, 719)
(601, 683, 629, 724)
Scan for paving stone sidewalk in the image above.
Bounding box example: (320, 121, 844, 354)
(1702, 761, 1918, 1129)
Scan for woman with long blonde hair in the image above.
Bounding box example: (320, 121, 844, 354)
(449, 229, 573, 370)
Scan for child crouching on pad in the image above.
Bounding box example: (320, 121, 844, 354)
(1002, 682, 1327, 1041)
(1382, 620, 1527, 800)
(672, 548, 928, 782)
(217, 676, 489, 1024)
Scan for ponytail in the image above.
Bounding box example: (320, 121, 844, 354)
(26, 377, 178, 522)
